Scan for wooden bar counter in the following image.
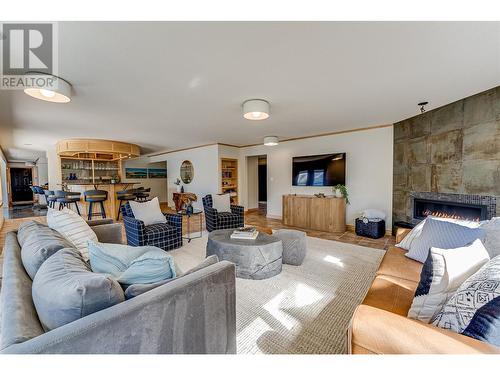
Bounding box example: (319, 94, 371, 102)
(56, 138, 142, 219)
(66, 183, 138, 219)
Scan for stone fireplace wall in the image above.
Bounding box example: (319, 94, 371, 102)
(393, 86, 500, 225)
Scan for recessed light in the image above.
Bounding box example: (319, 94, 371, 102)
(24, 143, 32, 146)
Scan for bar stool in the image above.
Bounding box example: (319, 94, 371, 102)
(116, 189, 136, 220)
(84, 190, 108, 221)
(134, 187, 151, 202)
(55, 190, 81, 215)
(44, 190, 57, 208)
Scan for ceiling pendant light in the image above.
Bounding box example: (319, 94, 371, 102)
(24, 72, 72, 103)
(243, 99, 270, 120)
(264, 136, 279, 146)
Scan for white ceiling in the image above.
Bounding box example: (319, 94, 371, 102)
(0, 21, 499, 161)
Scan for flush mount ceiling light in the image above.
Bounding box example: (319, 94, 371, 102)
(263, 136, 279, 146)
(24, 72, 72, 103)
(243, 99, 270, 120)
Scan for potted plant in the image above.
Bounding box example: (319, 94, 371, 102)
(333, 184, 349, 204)
(173, 178, 182, 193)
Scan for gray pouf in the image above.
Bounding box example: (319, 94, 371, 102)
(206, 229, 283, 280)
(274, 229, 307, 266)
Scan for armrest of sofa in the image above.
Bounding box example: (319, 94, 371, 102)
(2, 261, 237, 354)
(204, 206, 218, 217)
(230, 204, 244, 216)
(86, 218, 114, 226)
(349, 304, 500, 354)
(91, 223, 123, 244)
(165, 213, 182, 229)
(395, 227, 412, 244)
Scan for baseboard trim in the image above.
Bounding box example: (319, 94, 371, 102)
(266, 214, 282, 220)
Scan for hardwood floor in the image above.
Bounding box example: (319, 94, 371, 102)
(245, 210, 396, 250)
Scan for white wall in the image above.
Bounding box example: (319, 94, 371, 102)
(239, 126, 394, 228)
(246, 156, 259, 209)
(122, 157, 168, 203)
(36, 156, 49, 186)
(150, 144, 220, 210)
(0, 148, 7, 207)
(47, 145, 61, 190)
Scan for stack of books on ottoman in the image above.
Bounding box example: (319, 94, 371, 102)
(230, 227, 259, 240)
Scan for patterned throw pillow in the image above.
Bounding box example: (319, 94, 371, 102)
(46, 207, 98, 261)
(396, 216, 480, 251)
(408, 239, 490, 323)
(405, 217, 485, 263)
(432, 255, 500, 346)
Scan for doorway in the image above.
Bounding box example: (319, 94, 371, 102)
(9, 167, 34, 204)
(246, 155, 267, 216)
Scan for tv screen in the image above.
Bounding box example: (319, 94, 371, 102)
(292, 153, 346, 187)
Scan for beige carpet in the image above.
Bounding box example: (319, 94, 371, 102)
(170, 234, 385, 354)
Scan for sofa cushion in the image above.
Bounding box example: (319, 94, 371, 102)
(17, 221, 73, 279)
(88, 241, 176, 285)
(32, 248, 125, 331)
(406, 218, 485, 263)
(46, 207, 97, 261)
(0, 232, 44, 350)
(408, 239, 490, 323)
(123, 255, 219, 299)
(362, 274, 418, 316)
(129, 197, 166, 226)
(432, 255, 500, 347)
(376, 246, 423, 283)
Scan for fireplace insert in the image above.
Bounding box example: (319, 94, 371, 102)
(413, 198, 488, 222)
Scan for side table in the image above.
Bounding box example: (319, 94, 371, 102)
(178, 209, 203, 243)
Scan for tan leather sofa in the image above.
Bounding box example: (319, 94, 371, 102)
(349, 228, 500, 354)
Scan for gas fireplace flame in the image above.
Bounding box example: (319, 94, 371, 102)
(422, 209, 479, 222)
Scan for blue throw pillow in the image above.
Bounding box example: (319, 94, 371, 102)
(432, 255, 500, 347)
(88, 241, 176, 285)
(406, 217, 485, 263)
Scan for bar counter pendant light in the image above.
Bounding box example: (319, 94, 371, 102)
(24, 72, 72, 103)
(243, 99, 269, 120)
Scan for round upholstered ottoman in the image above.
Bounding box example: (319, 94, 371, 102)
(206, 229, 283, 280)
(273, 229, 307, 266)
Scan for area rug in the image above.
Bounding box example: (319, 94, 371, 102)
(170, 234, 385, 354)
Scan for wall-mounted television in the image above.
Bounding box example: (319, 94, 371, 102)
(292, 153, 346, 187)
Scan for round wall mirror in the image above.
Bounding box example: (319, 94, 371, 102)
(180, 160, 194, 184)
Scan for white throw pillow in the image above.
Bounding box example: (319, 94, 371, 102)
(129, 197, 167, 226)
(46, 207, 97, 261)
(408, 239, 490, 323)
(479, 217, 500, 258)
(212, 194, 231, 213)
(396, 216, 481, 251)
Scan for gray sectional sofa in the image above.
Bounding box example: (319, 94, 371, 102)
(0, 221, 236, 354)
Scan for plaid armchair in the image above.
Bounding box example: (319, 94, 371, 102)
(121, 203, 183, 251)
(202, 194, 244, 232)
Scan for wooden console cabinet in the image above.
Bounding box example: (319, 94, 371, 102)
(282, 195, 346, 233)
